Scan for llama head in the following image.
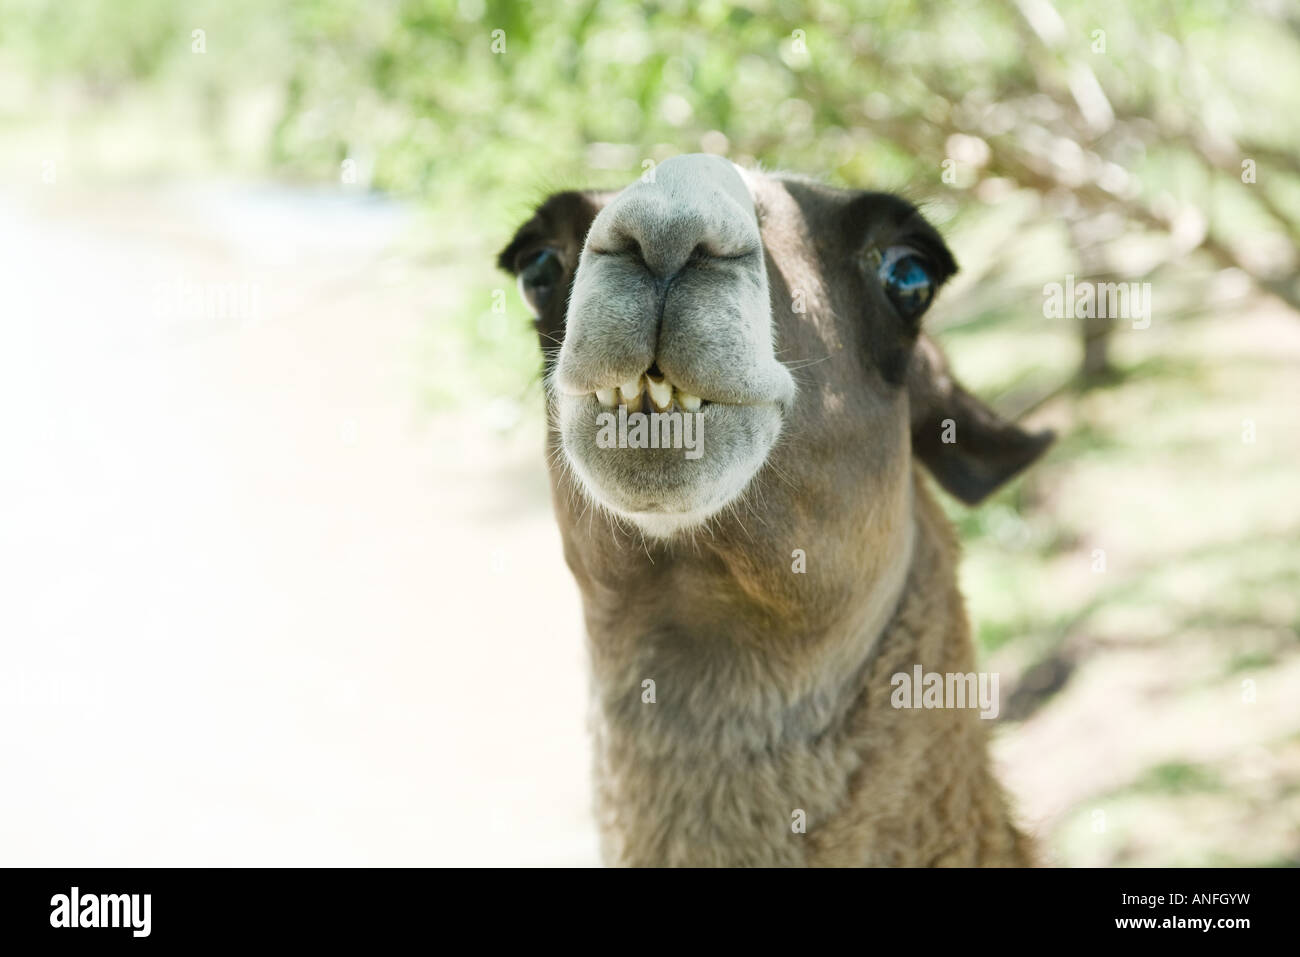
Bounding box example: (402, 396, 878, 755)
(499, 154, 1052, 542)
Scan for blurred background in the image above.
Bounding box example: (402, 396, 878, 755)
(1, 0, 1296, 866)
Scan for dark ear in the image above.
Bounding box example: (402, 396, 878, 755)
(497, 191, 605, 351)
(496, 189, 605, 275)
(907, 336, 1054, 505)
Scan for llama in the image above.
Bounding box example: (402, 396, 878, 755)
(498, 154, 1052, 866)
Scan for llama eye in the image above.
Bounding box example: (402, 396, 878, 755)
(874, 246, 935, 321)
(518, 248, 563, 313)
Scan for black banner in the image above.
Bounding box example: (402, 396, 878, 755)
(0, 866, 1286, 945)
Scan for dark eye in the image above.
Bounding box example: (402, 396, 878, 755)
(873, 246, 935, 321)
(518, 248, 563, 314)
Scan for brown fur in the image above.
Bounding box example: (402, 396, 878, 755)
(500, 167, 1050, 866)
(570, 476, 1033, 867)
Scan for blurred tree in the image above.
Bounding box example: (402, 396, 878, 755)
(5, 0, 1297, 386)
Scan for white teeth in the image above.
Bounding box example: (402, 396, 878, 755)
(596, 371, 706, 411)
(645, 374, 672, 411)
(618, 376, 643, 406)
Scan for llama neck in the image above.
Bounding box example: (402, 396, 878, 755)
(570, 478, 1018, 866)
(573, 476, 928, 756)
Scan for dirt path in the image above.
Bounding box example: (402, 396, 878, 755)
(1, 183, 594, 866)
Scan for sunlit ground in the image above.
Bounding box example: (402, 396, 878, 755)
(977, 297, 1300, 866)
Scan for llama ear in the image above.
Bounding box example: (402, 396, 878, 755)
(907, 336, 1054, 505)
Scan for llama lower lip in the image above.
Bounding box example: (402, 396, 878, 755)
(554, 394, 784, 533)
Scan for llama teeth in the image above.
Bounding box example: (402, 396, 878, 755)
(645, 374, 672, 411)
(676, 390, 702, 412)
(595, 388, 617, 408)
(618, 376, 643, 405)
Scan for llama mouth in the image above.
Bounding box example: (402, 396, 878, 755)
(592, 367, 710, 414)
(554, 384, 785, 536)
